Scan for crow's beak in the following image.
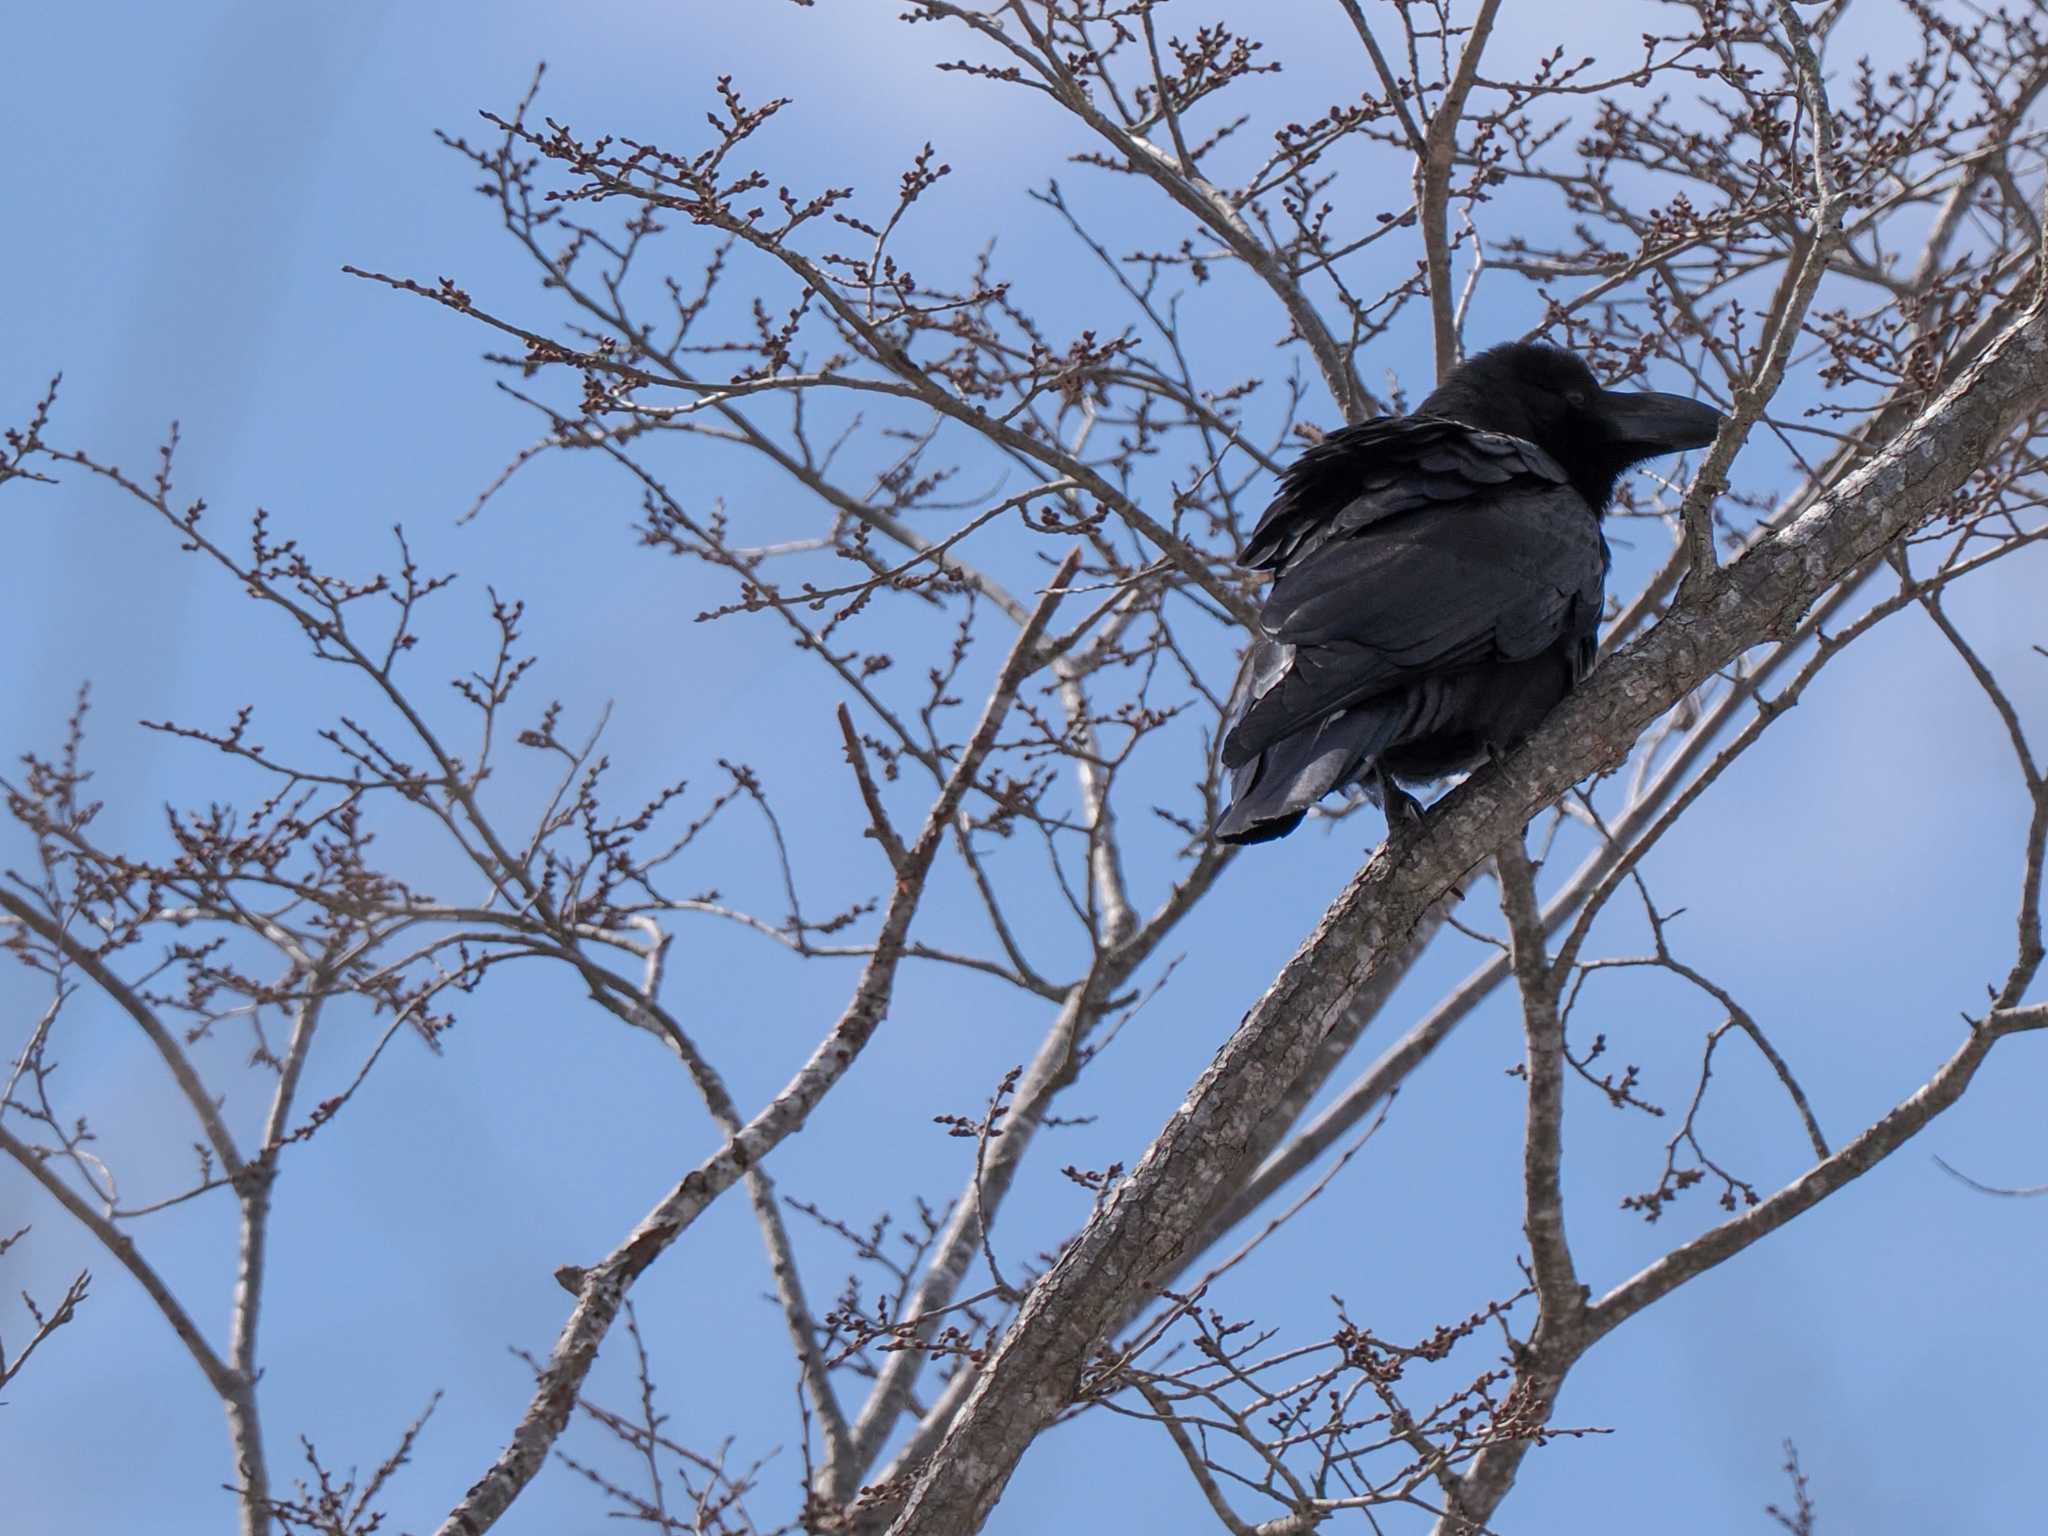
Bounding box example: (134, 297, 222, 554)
(1597, 389, 1724, 453)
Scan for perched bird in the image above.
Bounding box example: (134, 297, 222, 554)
(1214, 342, 1722, 845)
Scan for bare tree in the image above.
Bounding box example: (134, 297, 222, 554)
(7, 2, 2047, 1533)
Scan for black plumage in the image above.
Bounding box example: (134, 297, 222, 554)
(1214, 342, 1723, 845)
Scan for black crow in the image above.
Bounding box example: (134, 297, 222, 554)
(1214, 342, 1722, 845)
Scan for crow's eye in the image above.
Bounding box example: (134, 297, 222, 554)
(1565, 389, 1589, 408)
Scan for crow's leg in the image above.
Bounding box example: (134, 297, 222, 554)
(1373, 763, 1427, 848)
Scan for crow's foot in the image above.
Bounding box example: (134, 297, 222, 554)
(1374, 764, 1427, 851)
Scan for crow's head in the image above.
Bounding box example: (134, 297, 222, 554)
(1419, 342, 1723, 513)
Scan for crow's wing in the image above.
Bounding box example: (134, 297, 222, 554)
(1242, 415, 1562, 571)
(1222, 426, 1604, 771)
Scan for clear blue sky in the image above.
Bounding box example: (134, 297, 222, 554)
(4, 4, 2045, 1533)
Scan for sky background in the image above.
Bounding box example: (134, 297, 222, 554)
(3, 3, 2045, 1533)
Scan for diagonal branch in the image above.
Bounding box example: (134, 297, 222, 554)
(1432, 1000, 2048, 1535)
(435, 550, 1082, 1536)
(1591, 1003, 2048, 1339)
(0, 1119, 237, 1399)
(0, 891, 247, 1187)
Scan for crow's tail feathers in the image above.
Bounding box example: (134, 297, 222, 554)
(1213, 702, 1404, 845)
